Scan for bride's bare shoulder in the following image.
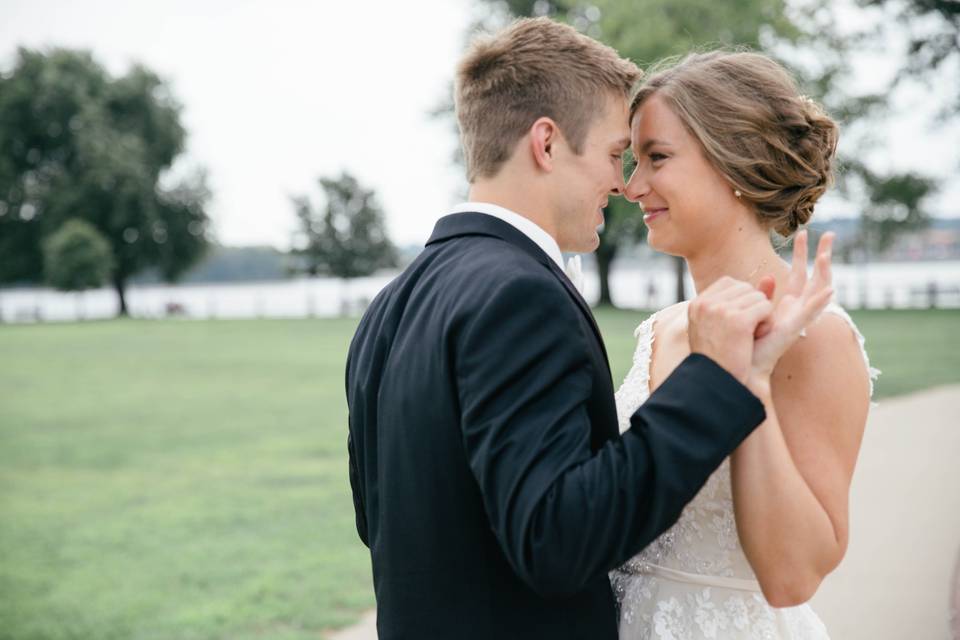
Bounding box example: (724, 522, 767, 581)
(652, 300, 690, 330)
(773, 309, 872, 428)
(779, 311, 869, 385)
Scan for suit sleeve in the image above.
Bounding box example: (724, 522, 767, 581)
(456, 274, 765, 598)
(347, 430, 369, 547)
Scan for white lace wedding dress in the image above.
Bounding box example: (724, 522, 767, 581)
(610, 303, 879, 640)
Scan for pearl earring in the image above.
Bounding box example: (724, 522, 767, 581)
(734, 189, 742, 198)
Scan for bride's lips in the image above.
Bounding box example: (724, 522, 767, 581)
(643, 207, 668, 223)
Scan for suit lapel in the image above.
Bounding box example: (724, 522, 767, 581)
(544, 259, 610, 365)
(428, 212, 610, 367)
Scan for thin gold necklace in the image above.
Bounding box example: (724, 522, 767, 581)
(746, 257, 769, 282)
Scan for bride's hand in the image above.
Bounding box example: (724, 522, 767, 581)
(750, 230, 835, 382)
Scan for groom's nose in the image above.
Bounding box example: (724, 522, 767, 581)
(623, 168, 649, 202)
(609, 173, 625, 196)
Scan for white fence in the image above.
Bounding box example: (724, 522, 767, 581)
(2, 260, 959, 323)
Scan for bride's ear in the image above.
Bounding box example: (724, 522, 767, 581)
(530, 117, 559, 172)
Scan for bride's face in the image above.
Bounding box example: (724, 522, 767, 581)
(624, 93, 746, 257)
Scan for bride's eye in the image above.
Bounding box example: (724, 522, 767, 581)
(649, 152, 667, 164)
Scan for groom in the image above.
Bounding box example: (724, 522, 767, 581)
(347, 18, 792, 639)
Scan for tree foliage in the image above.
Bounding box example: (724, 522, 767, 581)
(42, 218, 114, 292)
(859, 0, 960, 116)
(290, 172, 397, 280)
(0, 48, 210, 315)
(837, 0, 957, 256)
(852, 165, 937, 253)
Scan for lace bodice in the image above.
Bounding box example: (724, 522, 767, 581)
(610, 303, 878, 639)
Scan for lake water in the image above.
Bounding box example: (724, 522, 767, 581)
(2, 259, 959, 323)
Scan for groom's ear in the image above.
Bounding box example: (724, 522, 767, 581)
(530, 117, 559, 172)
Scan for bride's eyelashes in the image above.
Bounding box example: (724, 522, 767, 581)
(649, 152, 668, 164)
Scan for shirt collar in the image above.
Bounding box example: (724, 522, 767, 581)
(448, 202, 565, 270)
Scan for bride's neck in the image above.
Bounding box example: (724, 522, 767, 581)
(686, 223, 788, 296)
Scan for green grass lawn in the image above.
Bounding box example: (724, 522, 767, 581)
(598, 307, 960, 398)
(0, 309, 957, 639)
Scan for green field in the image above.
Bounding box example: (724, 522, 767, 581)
(1, 309, 957, 639)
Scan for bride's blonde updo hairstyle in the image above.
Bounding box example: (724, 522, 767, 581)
(630, 50, 839, 236)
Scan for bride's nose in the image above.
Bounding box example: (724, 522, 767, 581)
(623, 167, 650, 203)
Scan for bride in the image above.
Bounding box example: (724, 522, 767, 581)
(611, 51, 878, 638)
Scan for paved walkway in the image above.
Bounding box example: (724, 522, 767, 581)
(327, 610, 376, 640)
(328, 385, 960, 639)
(810, 384, 960, 639)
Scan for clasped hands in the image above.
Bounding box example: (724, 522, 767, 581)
(688, 231, 836, 392)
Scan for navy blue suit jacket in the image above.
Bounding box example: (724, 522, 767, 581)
(345, 212, 765, 639)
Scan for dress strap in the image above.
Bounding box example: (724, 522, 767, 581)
(633, 310, 658, 339)
(634, 312, 658, 372)
(630, 311, 658, 384)
(821, 303, 881, 398)
(615, 312, 660, 434)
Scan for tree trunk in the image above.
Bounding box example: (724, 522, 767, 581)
(339, 278, 349, 316)
(673, 255, 687, 303)
(596, 242, 617, 308)
(113, 276, 128, 317)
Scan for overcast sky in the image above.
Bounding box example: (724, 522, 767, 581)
(2, 0, 957, 249)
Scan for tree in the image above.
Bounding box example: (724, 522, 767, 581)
(290, 172, 397, 313)
(859, 0, 959, 116)
(841, 0, 956, 257)
(852, 165, 937, 255)
(0, 48, 210, 316)
(42, 218, 114, 319)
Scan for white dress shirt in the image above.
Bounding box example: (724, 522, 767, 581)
(448, 202, 565, 271)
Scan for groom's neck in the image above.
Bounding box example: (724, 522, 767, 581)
(467, 180, 558, 243)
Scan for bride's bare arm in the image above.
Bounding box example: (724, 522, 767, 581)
(731, 314, 870, 607)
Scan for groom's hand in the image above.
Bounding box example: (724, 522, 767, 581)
(688, 276, 773, 384)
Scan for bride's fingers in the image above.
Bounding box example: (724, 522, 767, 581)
(757, 275, 776, 301)
(813, 232, 834, 288)
(801, 286, 834, 323)
(788, 230, 808, 294)
(801, 232, 834, 299)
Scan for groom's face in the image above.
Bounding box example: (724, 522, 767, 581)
(551, 94, 631, 253)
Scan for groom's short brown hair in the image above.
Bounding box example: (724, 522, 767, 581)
(455, 17, 641, 182)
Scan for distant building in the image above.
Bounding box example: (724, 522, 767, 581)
(883, 227, 960, 261)
(810, 217, 960, 262)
